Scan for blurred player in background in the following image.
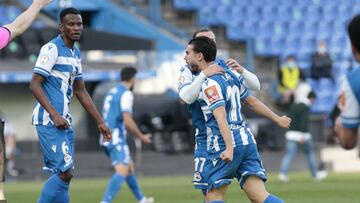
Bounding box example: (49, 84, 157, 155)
(178, 28, 261, 202)
(100, 67, 154, 203)
(335, 14, 360, 149)
(29, 8, 111, 203)
(0, 0, 52, 50)
(185, 36, 290, 203)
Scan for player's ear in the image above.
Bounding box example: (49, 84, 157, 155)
(198, 52, 204, 61)
(59, 23, 64, 33)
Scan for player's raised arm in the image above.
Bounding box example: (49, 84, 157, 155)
(226, 58, 260, 91)
(74, 80, 111, 141)
(4, 0, 52, 40)
(244, 95, 291, 129)
(178, 65, 223, 104)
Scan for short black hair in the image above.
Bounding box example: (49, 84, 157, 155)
(308, 91, 316, 99)
(192, 28, 212, 38)
(121, 67, 137, 81)
(188, 36, 217, 62)
(348, 14, 360, 52)
(60, 7, 81, 23)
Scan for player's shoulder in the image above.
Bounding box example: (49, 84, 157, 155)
(40, 42, 58, 53)
(179, 64, 191, 74)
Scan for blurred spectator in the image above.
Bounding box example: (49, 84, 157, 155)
(278, 80, 327, 182)
(0, 112, 18, 177)
(310, 40, 334, 81)
(275, 55, 300, 107)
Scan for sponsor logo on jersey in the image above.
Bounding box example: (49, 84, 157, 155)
(204, 86, 220, 103)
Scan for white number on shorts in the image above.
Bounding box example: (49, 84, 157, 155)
(194, 157, 206, 172)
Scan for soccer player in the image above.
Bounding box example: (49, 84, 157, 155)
(100, 67, 154, 203)
(0, 0, 52, 50)
(185, 37, 290, 203)
(178, 29, 260, 202)
(335, 14, 360, 149)
(29, 8, 112, 203)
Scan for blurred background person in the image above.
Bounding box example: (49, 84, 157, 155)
(310, 40, 334, 81)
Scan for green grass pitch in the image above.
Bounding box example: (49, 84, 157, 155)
(4, 172, 360, 203)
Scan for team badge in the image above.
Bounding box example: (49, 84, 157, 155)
(64, 153, 72, 164)
(204, 86, 220, 103)
(193, 172, 202, 182)
(40, 55, 49, 64)
(178, 76, 185, 85)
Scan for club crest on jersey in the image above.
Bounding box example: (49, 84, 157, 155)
(40, 55, 49, 64)
(193, 172, 202, 182)
(204, 86, 220, 103)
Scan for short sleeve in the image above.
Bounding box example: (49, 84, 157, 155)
(178, 65, 193, 90)
(339, 77, 360, 129)
(33, 43, 58, 78)
(201, 79, 225, 111)
(0, 27, 10, 50)
(120, 91, 134, 113)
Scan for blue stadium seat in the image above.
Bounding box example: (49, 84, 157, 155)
(305, 5, 321, 20)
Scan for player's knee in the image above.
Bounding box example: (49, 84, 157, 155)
(342, 142, 357, 150)
(59, 170, 73, 183)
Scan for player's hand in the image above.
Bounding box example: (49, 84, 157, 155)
(226, 58, 244, 74)
(141, 133, 152, 144)
(203, 64, 224, 77)
(276, 116, 291, 129)
(220, 148, 233, 162)
(52, 114, 70, 129)
(34, 0, 52, 7)
(98, 123, 112, 142)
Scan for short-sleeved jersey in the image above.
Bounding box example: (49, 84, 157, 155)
(101, 83, 133, 146)
(0, 27, 10, 50)
(32, 35, 82, 126)
(199, 70, 255, 154)
(340, 68, 360, 129)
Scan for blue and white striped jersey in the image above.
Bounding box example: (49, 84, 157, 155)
(199, 69, 256, 154)
(32, 35, 83, 126)
(100, 83, 133, 146)
(340, 68, 360, 129)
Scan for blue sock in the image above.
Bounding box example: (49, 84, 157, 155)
(201, 189, 207, 203)
(102, 173, 126, 203)
(264, 194, 285, 203)
(38, 174, 69, 203)
(126, 174, 144, 201)
(209, 201, 224, 203)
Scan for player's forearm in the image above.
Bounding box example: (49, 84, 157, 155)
(75, 90, 104, 125)
(29, 80, 58, 117)
(179, 72, 207, 104)
(246, 96, 280, 123)
(123, 114, 144, 139)
(4, 2, 44, 39)
(242, 69, 260, 91)
(213, 107, 233, 149)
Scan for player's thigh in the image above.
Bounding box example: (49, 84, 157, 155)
(243, 176, 269, 203)
(207, 184, 229, 201)
(36, 124, 74, 173)
(236, 144, 267, 188)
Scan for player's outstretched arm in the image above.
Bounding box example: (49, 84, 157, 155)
(179, 65, 224, 104)
(123, 112, 151, 144)
(213, 106, 233, 162)
(226, 58, 260, 91)
(4, 0, 52, 40)
(30, 74, 70, 129)
(244, 95, 291, 129)
(74, 80, 111, 141)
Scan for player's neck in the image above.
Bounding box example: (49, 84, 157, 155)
(61, 35, 75, 49)
(199, 61, 215, 71)
(121, 81, 132, 90)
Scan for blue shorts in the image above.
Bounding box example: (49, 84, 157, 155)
(205, 144, 267, 190)
(193, 150, 209, 190)
(101, 143, 132, 166)
(36, 124, 74, 174)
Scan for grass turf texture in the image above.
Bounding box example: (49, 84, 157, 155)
(4, 172, 360, 203)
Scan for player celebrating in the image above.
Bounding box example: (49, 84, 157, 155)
(178, 29, 261, 202)
(100, 67, 154, 203)
(335, 14, 360, 149)
(29, 8, 111, 203)
(185, 37, 290, 203)
(0, 0, 52, 50)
